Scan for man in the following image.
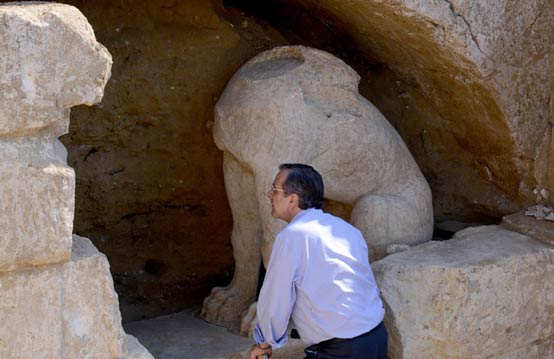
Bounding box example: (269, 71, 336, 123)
(249, 164, 387, 359)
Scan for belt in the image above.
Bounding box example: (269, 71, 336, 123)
(304, 321, 384, 357)
(323, 321, 384, 346)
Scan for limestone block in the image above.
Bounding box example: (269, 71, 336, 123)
(0, 136, 74, 271)
(0, 3, 112, 136)
(125, 334, 155, 359)
(0, 260, 64, 358)
(373, 226, 554, 359)
(0, 235, 127, 359)
(62, 235, 127, 359)
(502, 211, 554, 245)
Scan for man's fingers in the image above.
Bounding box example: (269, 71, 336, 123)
(248, 344, 273, 359)
(249, 344, 264, 359)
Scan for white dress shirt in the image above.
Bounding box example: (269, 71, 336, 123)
(254, 208, 385, 348)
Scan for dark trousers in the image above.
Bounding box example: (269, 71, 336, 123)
(303, 321, 388, 359)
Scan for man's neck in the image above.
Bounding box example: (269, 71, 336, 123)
(285, 207, 303, 223)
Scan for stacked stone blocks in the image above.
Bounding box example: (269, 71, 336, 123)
(0, 3, 152, 358)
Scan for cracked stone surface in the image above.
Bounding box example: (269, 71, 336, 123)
(441, 0, 486, 57)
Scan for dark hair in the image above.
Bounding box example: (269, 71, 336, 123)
(279, 163, 324, 209)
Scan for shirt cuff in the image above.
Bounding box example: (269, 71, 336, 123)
(253, 324, 289, 349)
(253, 324, 265, 344)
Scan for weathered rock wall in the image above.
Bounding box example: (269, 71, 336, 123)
(55, 0, 289, 319)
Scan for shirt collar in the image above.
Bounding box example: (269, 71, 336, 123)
(288, 207, 321, 225)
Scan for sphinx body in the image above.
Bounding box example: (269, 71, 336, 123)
(202, 46, 433, 331)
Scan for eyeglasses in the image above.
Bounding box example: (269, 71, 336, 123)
(270, 184, 285, 193)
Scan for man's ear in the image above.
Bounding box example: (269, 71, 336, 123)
(289, 193, 300, 207)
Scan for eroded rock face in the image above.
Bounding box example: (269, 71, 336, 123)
(263, 0, 554, 221)
(373, 226, 554, 359)
(203, 45, 433, 329)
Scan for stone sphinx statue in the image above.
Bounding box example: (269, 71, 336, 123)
(202, 46, 433, 331)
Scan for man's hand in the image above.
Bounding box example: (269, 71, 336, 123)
(249, 343, 273, 359)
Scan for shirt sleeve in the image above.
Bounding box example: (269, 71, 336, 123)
(253, 232, 300, 348)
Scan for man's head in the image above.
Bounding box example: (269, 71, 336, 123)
(267, 163, 324, 222)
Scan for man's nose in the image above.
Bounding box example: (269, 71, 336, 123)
(266, 189, 272, 198)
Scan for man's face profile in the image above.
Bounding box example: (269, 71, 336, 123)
(267, 169, 291, 221)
